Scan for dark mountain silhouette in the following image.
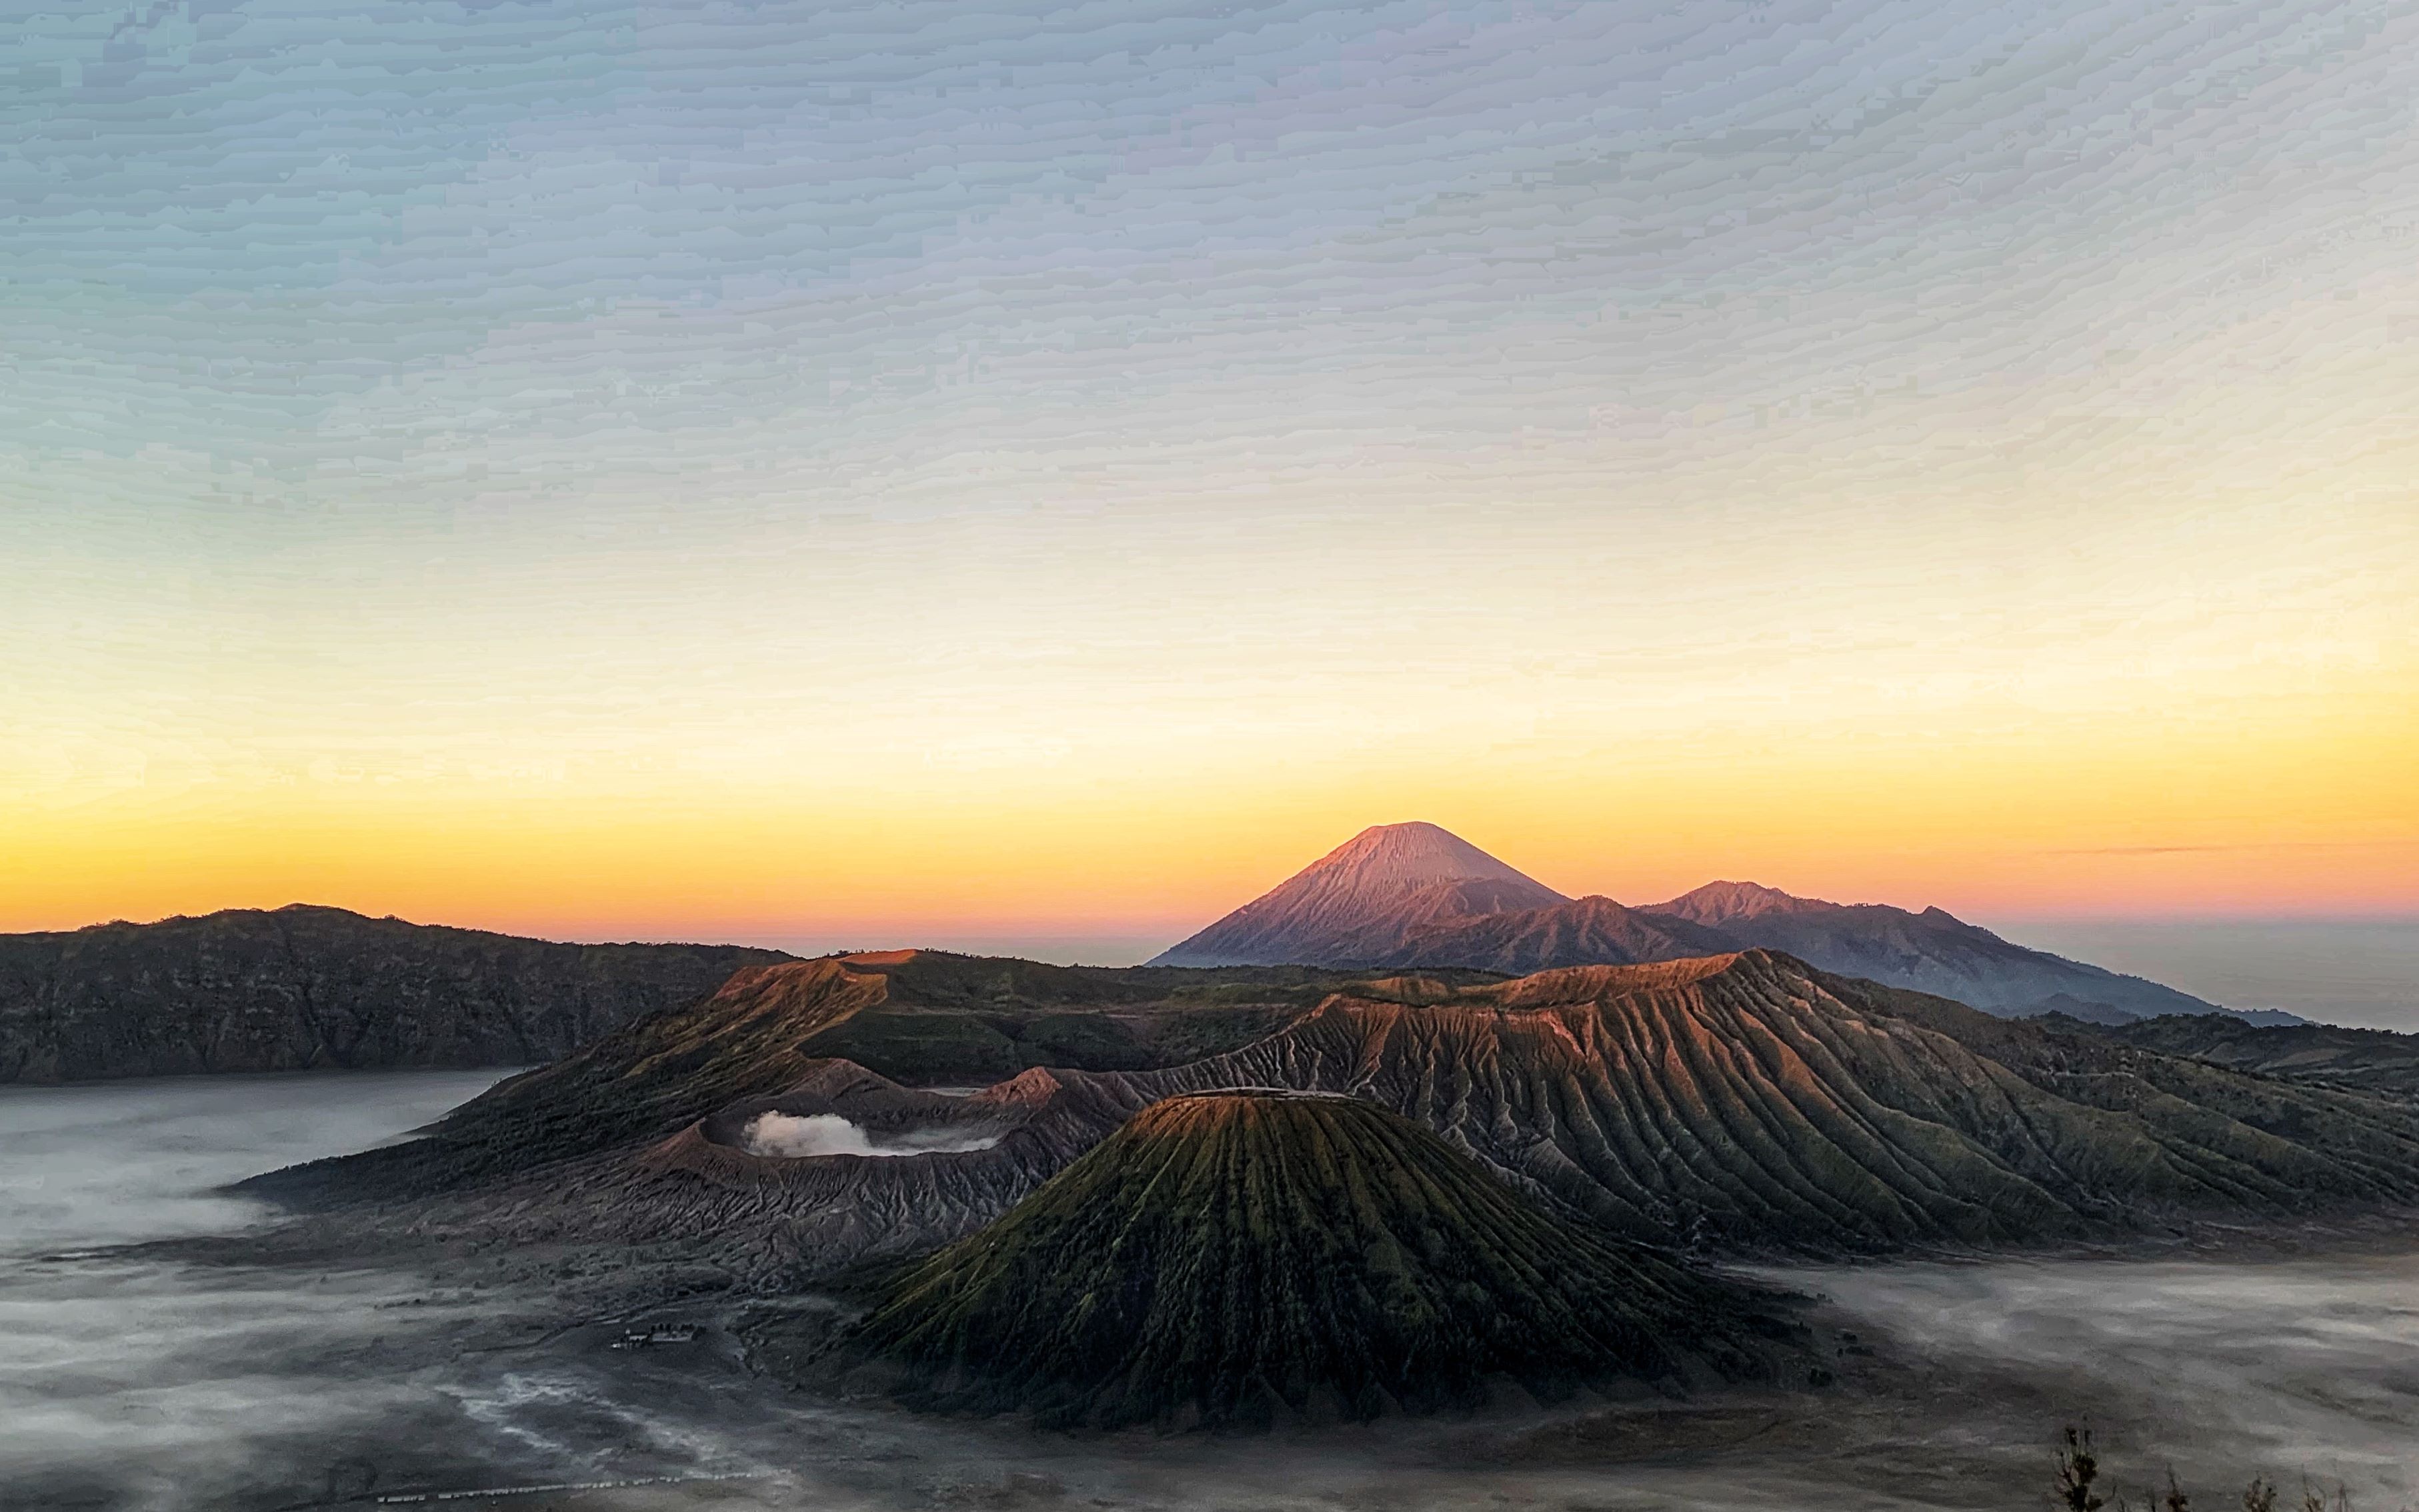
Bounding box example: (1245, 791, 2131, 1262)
(820, 1092, 1805, 1429)
(255, 949, 2419, 1288)
(1149, 824, 2226, 1020)
(1147, 822, 1566, 967)
(0, 905, 787, 1083)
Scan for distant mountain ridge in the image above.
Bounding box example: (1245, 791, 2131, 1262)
(1154, 823, 2233, 1022)
(0, 905, 789, 1082)
(1628, 882, 2222, 1021)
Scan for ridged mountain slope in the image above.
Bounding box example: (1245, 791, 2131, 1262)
(240, 949, 1480, 1204)
(828, 1092, 1800, 1428)
(259, 951, 2419, 1285)
(1147, 823, 1566, 967)
(1169, 953, 2416, 1250)
(0, 905, 786, 1083)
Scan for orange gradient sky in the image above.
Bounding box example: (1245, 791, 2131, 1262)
(9, 603, 2415, 949)
(7, 0, 2418, 951)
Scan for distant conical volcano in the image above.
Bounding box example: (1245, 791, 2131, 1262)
(1147, 821, 1567, 967)
(833, 1091, 1798, 1428)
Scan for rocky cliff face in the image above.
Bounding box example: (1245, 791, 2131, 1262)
(253, 949, 2419, 1287)
(0, 905, 787, 1082)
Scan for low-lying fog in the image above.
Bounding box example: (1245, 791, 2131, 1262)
(5, 1075, 2415, 1511)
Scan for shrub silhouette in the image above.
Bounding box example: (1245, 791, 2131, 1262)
(2054, 1431, 2372, 1512)
(2057, 1428, 2106, 1512)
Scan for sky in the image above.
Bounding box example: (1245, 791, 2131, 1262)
(5, 0, 2416, 961)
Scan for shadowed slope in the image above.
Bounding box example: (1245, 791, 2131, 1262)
(830, 1093, 1802, 1429)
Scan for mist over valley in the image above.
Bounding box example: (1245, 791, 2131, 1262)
(11, 1069, 2419, 1510)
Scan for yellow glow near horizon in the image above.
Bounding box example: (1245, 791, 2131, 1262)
(10, 409, 2417, 942)
(8, 643, 2414, 943)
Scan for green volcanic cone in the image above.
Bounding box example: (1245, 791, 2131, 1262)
(837, 1091, 1803, 1429)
